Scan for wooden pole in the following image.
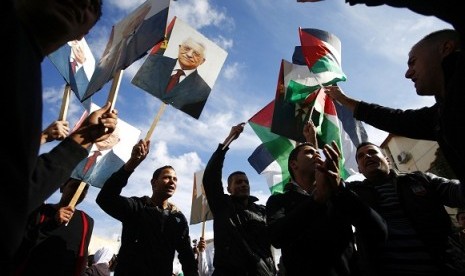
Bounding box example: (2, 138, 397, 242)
(107, 69, 124, 111)
(58, 85, 72, 121)
(145, 103, 167, 141)
(68, 181, 88, 208)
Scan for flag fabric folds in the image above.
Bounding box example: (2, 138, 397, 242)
(248, 100, 295, 195)
(285, 28, 347, 104)
(190, 169, 213, 225)
(310, 89, 365, 179)
(249, 28, 367, 192)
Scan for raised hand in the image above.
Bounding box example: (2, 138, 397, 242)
(313, 141, 342, 203)
(125, 139, 151, 171)
(70, 102, 118, 147)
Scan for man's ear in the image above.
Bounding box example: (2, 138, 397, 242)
(289, 160, 297, 173)
(441, 40, 458, 56)
(226, 184, 231, 194)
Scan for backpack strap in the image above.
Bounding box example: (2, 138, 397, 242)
(74, 211, 89, 276)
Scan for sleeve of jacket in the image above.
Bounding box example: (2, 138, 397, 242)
(176, 214, 199, 276)
(354, 101, 437, 141)
(265, 193, 327, 248)
(202, 144, 229, 216)
(344, 0, 460, 29)
(96, 166, 138, 221)
(30, 138, 88, 212)
(421, 171, 465, 206)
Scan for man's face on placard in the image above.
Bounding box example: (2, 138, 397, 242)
(178, 38, 206, 70)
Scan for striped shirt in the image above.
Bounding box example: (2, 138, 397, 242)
(373, 180, 439, 276)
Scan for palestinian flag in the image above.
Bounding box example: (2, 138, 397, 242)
(285, 28, 346, 104)
(248, 100, 295, 194)
(271, 59, 367, 180)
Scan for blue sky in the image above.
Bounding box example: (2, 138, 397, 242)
(40, 0, 451, 250)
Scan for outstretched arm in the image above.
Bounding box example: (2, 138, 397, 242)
(96, 139, 150, 221)
(203, 123, 245, 215)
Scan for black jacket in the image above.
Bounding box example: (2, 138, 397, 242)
(96, 167, 198, 276)
(347, 170, 465, 275)
(203, 144, 276, 276)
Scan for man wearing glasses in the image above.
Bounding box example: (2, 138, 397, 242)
(132, 37, 211, 119)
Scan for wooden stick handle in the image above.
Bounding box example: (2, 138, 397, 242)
(145, 103, 167, 141)
(107, 69, 124, 111)
(68, 181, 88, 208)
(58, 85, 72, 121)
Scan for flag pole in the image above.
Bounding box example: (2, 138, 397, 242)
(200, 180, 208, 238)
(222, 122, 246, 150)
(201, 220, 206, 239)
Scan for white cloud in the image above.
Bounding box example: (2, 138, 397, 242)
(169, 0, 233, 30)
(222, 62, 240, 80)
(107, 0, 145, 12)
(211, 35, 234, 51)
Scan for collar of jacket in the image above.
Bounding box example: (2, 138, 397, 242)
(230, 195, 259, 203)
(283, 180, 313, 196)
(143, 196, 180, 213)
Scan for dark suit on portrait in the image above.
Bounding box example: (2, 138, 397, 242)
(132, 54, 211, 119)
(48, 43, 92, 109)
(70, 149, 124, 188)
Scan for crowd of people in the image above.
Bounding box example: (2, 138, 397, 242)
(4, 0, 465, 275)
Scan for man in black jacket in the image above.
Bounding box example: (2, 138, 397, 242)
(203, 123, 276, 276)
(349, 142, 465, 275)
(310, 0, 465, 187)
(96, 139, 198, 276)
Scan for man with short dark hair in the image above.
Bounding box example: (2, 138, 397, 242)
(96, 139, 198, 276)
(203, 123, 276, 276)
(348, 141, 465, 275)
(310, 0, 465, 186)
